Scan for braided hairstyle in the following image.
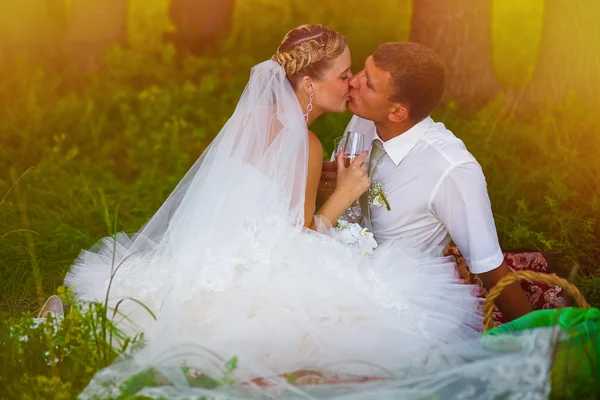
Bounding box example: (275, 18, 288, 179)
(272, 24, 348, 87)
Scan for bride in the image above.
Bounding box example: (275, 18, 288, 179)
(65, 25, 555, 398)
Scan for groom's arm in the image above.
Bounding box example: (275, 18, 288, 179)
(432, 162, 532, 322)
(477, 261, 532, 321)
(317, 161, 337, 209)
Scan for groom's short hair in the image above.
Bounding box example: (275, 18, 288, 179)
(372, 42, 445, 122)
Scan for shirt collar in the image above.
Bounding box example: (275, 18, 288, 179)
(375, 116, 433, 166)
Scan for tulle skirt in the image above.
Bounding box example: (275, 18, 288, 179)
(66, 222, 483, 381)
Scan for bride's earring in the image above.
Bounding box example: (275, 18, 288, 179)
(304, 93, 314, 124)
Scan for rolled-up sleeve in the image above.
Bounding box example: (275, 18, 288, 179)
(430, 162, 504, 274)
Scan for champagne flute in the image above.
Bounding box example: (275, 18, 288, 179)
(340, 131, 365, 223)
(333, 136, 345, 159)
(343, 131, 364, 168)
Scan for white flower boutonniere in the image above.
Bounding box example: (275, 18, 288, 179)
(333, 218, 379, 256)
(368, 182, 391, 211)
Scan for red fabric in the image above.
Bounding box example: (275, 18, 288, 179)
(246, 370, 386, 388)
(490, 252, 568, 324)
(445, 244, 569, 325)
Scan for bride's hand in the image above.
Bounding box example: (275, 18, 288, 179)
(334, 150, 371, 207)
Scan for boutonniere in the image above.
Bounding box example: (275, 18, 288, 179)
(368, 182, 391, 211)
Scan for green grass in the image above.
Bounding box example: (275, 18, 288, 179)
(0, 1, 599, 397)
(1, 48, 598, 397)
(1, 298, 598, 398)
(0, 289, 241, 399)
(1, 47, 598, 310)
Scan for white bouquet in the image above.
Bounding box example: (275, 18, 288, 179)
(332, 218, 378, 256)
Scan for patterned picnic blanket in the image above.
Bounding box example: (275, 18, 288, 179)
(445, 244, 569, 325)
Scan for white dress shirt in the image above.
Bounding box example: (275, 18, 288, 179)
(342, 115, 504, 274)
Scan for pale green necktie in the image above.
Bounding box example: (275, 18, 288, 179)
(368, 139, 386, 177)
(361, 139, 386, 229)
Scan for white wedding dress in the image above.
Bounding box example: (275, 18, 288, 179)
(65, 61, 554, 399)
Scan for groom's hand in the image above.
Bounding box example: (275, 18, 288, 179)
(317, 161, 337, 206)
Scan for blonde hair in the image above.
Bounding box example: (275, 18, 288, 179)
(272, 24, 348, 86)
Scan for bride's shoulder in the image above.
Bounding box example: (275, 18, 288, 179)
(307, 130, 323, 155)
(307, 130, 324, 174)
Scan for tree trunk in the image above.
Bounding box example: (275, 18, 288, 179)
(167, 0, 234, 55)
(0, 0, 65, 67)
(410, 0, 503, 111)
(65, 0, 128, 70)
(522, 0, 600, 109)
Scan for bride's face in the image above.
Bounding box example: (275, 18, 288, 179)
(312, 47, 353, 113)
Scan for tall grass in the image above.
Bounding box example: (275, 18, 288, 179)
(5, 0, 596, 310)
(1, 47, 598, 310)
(0, 0, 598, 397)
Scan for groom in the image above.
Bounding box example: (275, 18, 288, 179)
(319, 42, 531, 322)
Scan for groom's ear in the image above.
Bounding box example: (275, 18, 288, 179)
(388, 104, 410, 123)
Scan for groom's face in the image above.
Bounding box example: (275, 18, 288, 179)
(347, 56, 393, 122)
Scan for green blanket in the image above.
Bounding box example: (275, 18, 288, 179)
(487, 307, 600, 397)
